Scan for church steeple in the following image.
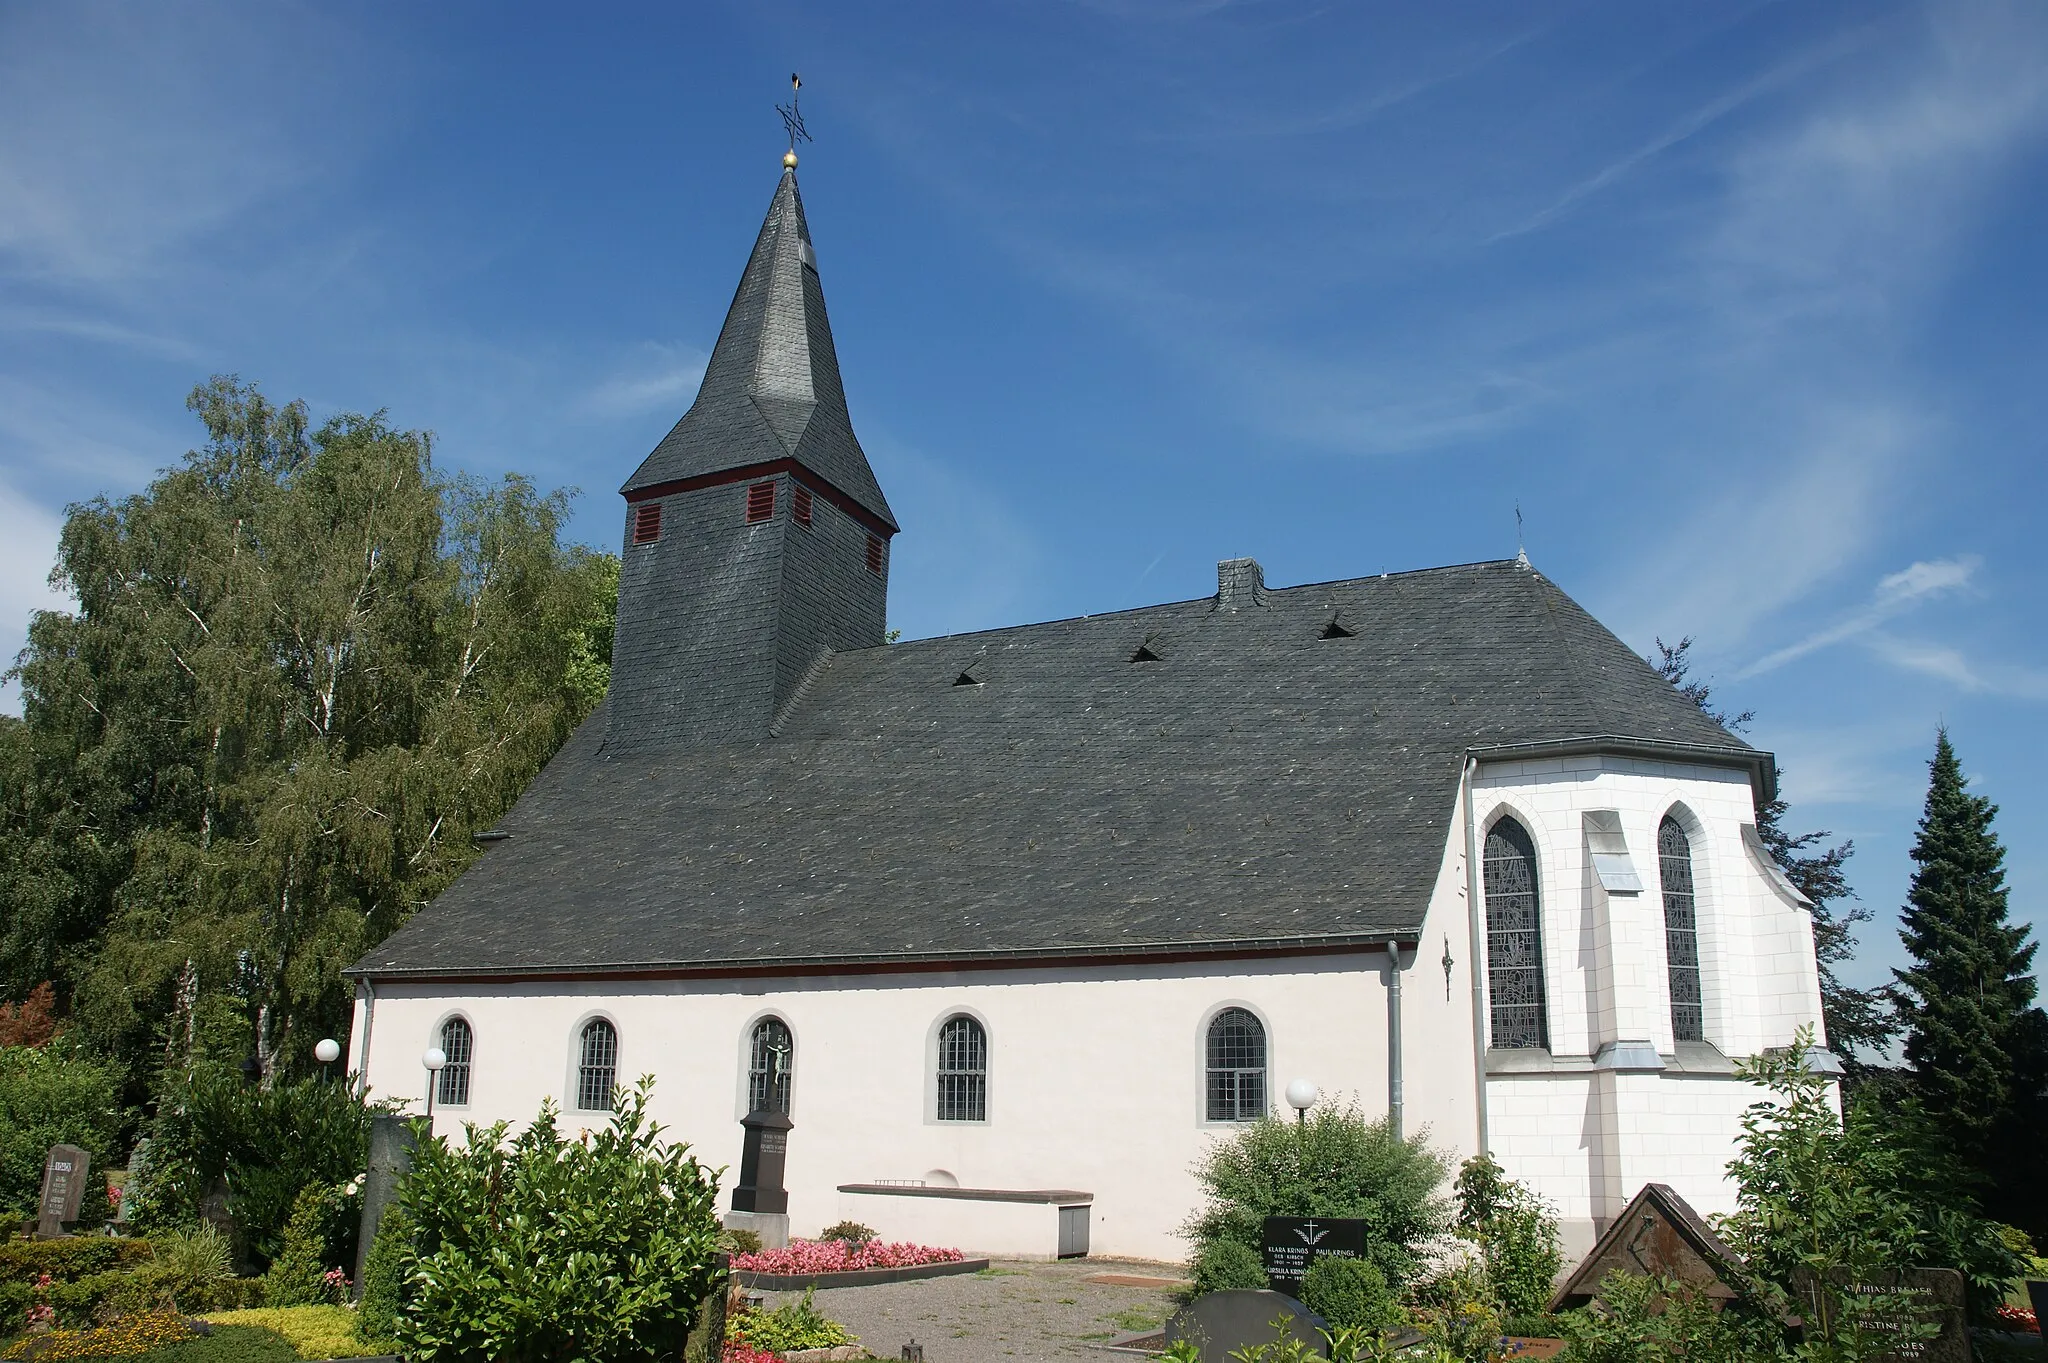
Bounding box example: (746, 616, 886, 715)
(607, 166, 896, 751)
(620, 167, 895, 530)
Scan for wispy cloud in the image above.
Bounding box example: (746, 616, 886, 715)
(1734, 556, 1981, 679)
(1863, 631, 2048, 700)
(0, 478, 74, 712)
(579, 345, 710, 419)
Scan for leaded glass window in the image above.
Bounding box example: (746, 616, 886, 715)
(1660, 816, 1705, 1043)
(936, 1016, 987, 1122)
(437, 1016, 472, 1107)
(1484, 818, 1549, 1050)
(748, 1017, 794, 1114)
(576, 1018, 617, 1111)
(1205, 1008, 1267, 1121)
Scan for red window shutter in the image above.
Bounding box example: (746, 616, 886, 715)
(746, 482, 777, 523)
(632, 503, 662, 545)
(792, 485, 814, 527)
(865, 534, 885, 575)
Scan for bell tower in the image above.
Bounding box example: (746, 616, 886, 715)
(606, 162, 897, 750)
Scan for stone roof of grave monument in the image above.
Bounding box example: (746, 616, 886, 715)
(620, 168, 897, 531)
(349, 558, 1769, 980)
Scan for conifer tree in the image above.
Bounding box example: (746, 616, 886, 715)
(1893, 729, 2046, 1232)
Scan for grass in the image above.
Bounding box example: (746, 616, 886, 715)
(196, 1306, 365, 1360)
(137, 1325, 300, 1363)
(972, 1268, 1023, 1278)
(1108, 1306, 1163, 1333)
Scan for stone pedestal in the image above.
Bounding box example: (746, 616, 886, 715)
(732, 1109, 792, 1215)
(723, 1210, 790, 1249)
(354, 1115, 419, 1292)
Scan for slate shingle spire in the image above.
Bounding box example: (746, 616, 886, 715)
(620, 167, 895, 529)
(607, 166, 896, 751)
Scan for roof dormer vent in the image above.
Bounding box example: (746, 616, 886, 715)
(1321, 613, 1356, 639)
(1130, 634, 1163, 663)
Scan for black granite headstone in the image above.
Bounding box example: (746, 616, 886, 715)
(732, 1109, 792, 1215)
(1261, 1216, 1366, 1298)
(1166, 1289, 1329, 1363)
(2026, 1280, 2047, 1340)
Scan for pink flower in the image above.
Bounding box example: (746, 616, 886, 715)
(730, 1238, 964, 1275)
(722, 1341, 782, 1363)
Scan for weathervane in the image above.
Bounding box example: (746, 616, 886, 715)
(778, 72, 812, 168)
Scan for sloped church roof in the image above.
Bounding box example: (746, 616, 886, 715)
(349, 166, 1764, 982)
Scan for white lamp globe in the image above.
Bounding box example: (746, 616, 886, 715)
(313, 1038, 342, 1065)
(1285, 1078, 1319, 1112)
(423, 1047, 448, 1071)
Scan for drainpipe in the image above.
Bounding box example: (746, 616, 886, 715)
(1463, 757, 1490, 1155)
(355, 978, 376, 1099)
(1387, 942, 1405, 1140)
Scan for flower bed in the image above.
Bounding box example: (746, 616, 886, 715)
(730, 1239, 961, 1276)
(1992, 1302, 2037, 1332)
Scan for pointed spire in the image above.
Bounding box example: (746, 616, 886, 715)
(622, 169, 896, 530)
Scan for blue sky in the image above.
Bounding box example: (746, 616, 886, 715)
(3, 1, 2043, 1006)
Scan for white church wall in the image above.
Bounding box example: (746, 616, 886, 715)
(1471, 754, 1825, 1251)
(355, 948, 1475, 1264)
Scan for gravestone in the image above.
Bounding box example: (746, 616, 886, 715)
(1551, 1183, 1740, 1311)
(37, 1145, 90, 1238)
(1166, 1288, 1329, 1363)
(353, 1114, 419, 1294)
(733, 1109, 791, 1215)
(1261, 1216, 1366, 1298)
(2027, 1280, 2047, 1339)
(1798, 1268, 1965, 1363)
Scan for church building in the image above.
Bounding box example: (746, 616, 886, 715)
(345, 157, 1834, 1264)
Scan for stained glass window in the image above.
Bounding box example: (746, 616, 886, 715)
(1484, 818, 1549, 1049)
(1660, 817, 1705, 1043)
(749, 1017, 794, 1114)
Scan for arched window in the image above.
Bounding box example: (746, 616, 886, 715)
(576, 1018, 618, 1111)
(936, 1015, 987, 1122)
(1484, 817, 1549, 1050)
(436, 1016, 473, 1107)
(748, 1017, 794, 1114)
(1660, 816, 1705, 1043)
(1205, 1008, 1266, 1122)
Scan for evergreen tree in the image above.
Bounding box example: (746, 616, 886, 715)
(1893, 729, 2046, 1232)
(1648, 638, 1896, 1066)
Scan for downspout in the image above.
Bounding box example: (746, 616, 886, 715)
(1387, 943, 1405, 1140)
(1463, 757, 1490, 1156)
(355, 978, 376, 1099)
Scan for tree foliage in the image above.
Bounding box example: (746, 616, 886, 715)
(1453, 1154, 1562, 1319)
(1181, 1102, 1451, 1293)
(1892, 729, 2047, 1237)
(0, 1039, 123, 1219)
(1647, 637, 1896, 1067)
(0, 377, 617, 1101)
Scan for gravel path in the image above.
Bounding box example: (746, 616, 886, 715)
(757, 1258, 1185, 1362)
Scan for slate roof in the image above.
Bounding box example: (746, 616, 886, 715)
(620, 169, 897, 531)
(351, 559, 1766, 980)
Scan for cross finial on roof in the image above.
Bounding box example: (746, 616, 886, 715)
(778, 72, 812, 169)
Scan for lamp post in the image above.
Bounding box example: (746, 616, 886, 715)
(314, 1038, 341, 1084)
(1285, 1078, 1318, 1128)
(422, 1047, 447, 1119)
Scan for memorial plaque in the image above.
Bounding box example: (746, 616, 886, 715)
(1797, 1268, 1965, 1363)
(37, 1145, 90, 1238)
(1261, 1216, 1366, 1298)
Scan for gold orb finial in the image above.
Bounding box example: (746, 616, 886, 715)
(783, 149, 799, 169)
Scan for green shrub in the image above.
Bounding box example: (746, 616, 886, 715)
(197, 1305, 364, 1359)
(1180, 1101, 1450, 1293)
(0, 1267, 136, 1329)
(1302, 1256, 1402, 1334)
(0, 1235, 152, 1283)
(716, 1226, 762, 1256)
(260, 1185, 339, 1306)
(1555, 1271, 1754, 1363)
(125, 1063, 387, 1270)
(132, 1323, 302, 1363)
(0, 1041, 125, 1222)
(1410, 1257, 1507, 1362)
(732, 1287, 854, 1352)
(1190, 1237, 1267, 1294)
(817, 1220, 876, 1244)
(129, 1224, 235, 1313)
(354, 1202, 412, 1348)
(1454, 1154, 1563, 1318)
(396, 1078, 724, 1363)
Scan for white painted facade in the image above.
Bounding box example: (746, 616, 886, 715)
(351, 753, 1825, 1266)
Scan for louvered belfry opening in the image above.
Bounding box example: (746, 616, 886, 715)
(793, 484, 814, 527)
(632, 502, 662, 545)
(1484, 818, 1549, 1050)
(1660, 816, 1705, 1042)
(746, 481, 777, 523)
(865, 534, 885, 575)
